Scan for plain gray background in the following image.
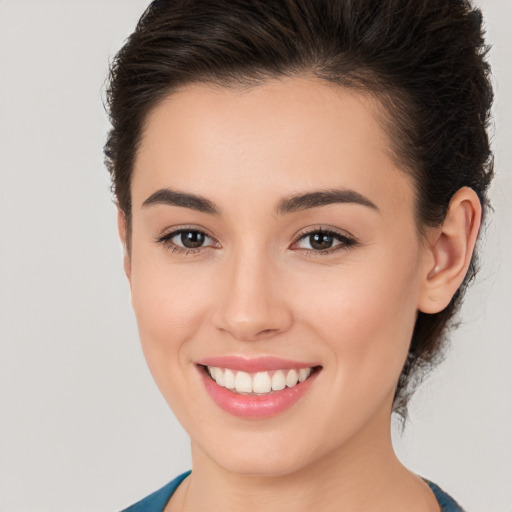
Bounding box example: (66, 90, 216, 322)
(0, 1, 510, 511)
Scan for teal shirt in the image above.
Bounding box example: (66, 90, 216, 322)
(121, 471, 464, 511)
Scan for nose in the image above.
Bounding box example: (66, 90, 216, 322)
(212, 250, 293, 342)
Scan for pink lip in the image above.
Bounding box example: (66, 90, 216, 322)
(196, 356, 318, 373)
(196, 360, 321, 419)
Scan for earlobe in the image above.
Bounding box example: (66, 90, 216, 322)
(418, 187, 482, 314)
(117, 207, 132, 282)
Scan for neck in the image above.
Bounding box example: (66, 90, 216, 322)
(169, 405, 438, 512)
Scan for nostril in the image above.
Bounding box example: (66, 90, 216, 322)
(257, 328, 280, 338)
(215, 323, 285, 343)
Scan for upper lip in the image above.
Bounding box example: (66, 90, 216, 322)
(195, 356, 320, 373)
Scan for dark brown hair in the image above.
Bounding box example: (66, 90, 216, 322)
(104, 0, 493, 419)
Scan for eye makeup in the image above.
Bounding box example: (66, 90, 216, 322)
(155, 224, 358, 257)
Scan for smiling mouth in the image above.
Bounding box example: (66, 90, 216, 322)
(200, 365, 321, 396)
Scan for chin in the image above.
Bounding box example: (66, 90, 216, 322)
(194, 428, 327, 478)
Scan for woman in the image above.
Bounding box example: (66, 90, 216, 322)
(104, 0, 493, 510)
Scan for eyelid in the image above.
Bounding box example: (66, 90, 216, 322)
(290, 225, 358, 254)
(155, 225, 220, 252)
(154, 224, 357, 256)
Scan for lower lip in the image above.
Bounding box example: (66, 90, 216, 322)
(198, 367, 320, 419)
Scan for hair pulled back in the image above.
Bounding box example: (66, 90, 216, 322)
(104, 0, 493, 418)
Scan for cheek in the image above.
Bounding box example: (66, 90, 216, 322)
(292, 249, 420, 394)
(132, 276, 198, 342)
(129, 251, 212, 386)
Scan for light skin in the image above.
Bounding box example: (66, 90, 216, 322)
(118, 76, 481, 511)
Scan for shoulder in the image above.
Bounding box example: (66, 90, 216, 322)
(121, 471, 191, 512)
(425, 481, 465, 512)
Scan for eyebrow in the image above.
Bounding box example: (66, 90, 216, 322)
(141, 187, 378, 215)
(276, 188, 378, 214)
(142, 188, 219, 215)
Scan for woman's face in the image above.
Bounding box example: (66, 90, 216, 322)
(126, 77, 432, 476)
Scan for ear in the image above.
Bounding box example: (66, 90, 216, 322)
(418, 187, 482, 314)
(117, 206, 132, 283)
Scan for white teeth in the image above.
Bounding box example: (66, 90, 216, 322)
(252, 372, 272, 394)
(224, 368, 236, 389)
(286, 369, 299, 388)
(206, 366, 315, 395)
(298, 368, 312, 382)
(271, 370, 286, 391)
(213, 367, 224, 386)
(234, 371, 253, 393)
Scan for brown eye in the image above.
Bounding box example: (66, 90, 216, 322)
(293, 229, 356, 253)
(157, 228, 218, 252)
(309, 232, 335, 250)
(179, 230, 206, 248)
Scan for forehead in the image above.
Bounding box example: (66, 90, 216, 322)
(132, 76, 414, 215)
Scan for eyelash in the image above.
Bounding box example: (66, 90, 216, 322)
(291, 227, 357, 256)
(156, 226, 218, 256)
(156, 226, 357, 256)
